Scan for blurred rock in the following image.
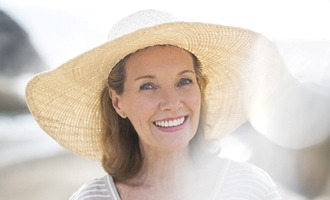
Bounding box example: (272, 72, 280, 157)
(234, 122, 330, 199)
(0, 10, 44, 113)
(250, 74, 330, 149)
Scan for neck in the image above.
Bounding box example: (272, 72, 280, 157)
(127, 146, 194, 188)
(114, 145, 218, 200)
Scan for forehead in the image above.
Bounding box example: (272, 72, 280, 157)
(125, 45, 194, 74)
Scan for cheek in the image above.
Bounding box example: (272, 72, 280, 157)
(188, 89, 202, 125)
(186, 88, 202, 110)
(124, 95, 157, 124)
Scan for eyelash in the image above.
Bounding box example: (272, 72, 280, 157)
(139, 78, 193, 91)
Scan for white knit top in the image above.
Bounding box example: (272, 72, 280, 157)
(70, 158, 281, 200)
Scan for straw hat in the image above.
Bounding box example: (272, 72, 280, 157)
(25, 10, 285, 160)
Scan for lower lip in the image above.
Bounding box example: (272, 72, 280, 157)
(154, 117, 187, 132)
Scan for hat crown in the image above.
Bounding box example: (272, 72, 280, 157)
(107, 10, 177, 41)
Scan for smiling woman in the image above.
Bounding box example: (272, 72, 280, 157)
(101, 45, 207, 182)
(102, 45, 204, 181)
(25, 9, 285, 199)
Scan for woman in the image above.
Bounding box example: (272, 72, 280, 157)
(25, 10, 284, 199)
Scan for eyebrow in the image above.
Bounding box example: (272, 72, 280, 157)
(134, 70, 195, 81)
(178, 69, 195, 76)
(134, 75, 156, 81)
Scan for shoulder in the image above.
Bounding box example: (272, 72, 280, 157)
(213, 157, 282, 199)
(69, 175, 118, 200)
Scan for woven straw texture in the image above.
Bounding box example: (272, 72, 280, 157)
(25, 10, 285, 160)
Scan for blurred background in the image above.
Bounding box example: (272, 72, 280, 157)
(0, 0, 329, 199)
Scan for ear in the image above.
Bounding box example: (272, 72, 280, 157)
(108, 89, 126, 118)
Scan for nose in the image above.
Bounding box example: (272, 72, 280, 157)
(159, 89, 183, 111)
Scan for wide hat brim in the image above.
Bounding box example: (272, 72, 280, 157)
(26, 21, 285, 160)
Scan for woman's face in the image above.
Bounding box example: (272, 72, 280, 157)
(110, 45, 201, 153)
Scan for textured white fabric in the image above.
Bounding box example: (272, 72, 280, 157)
(107, 10, 176, 41)
(70, 158, 281, 200)
(70, 175, 120, 200)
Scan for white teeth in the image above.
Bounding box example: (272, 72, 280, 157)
(155, 117, 185, 128)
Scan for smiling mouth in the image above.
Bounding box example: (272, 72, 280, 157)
(153, 116, 187, 128)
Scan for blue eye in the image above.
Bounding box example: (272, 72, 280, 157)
(178, 78, 192, 86)
(140, 83, 155, 90)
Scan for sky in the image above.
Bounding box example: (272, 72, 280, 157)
(1, 0, 330, 67)
(2, 0, 330, 38)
